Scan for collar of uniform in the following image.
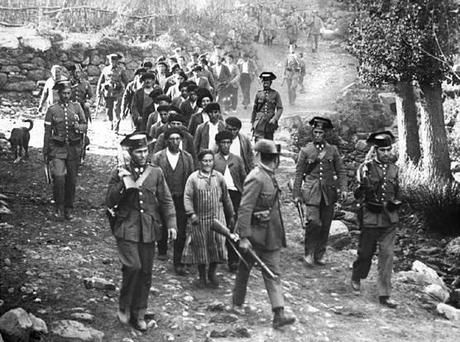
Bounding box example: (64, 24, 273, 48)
(315, 143, 325, 150)
(258, 161, 275, 174)
(373, 158, 388, 169)
(130, 162, 146, 175)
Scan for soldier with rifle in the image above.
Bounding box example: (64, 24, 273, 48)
(351, 131, 401, 309)
(232, 139, 295, 330)
(251, 72, 283, 141)
(106, 132, 177, 331)
(293, 117, 347, 266)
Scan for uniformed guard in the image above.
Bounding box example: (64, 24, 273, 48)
(351, 131, 401, 308)
(43, 80, 87, 221)
(69, 63, 93, 123)
(96, 53, 128, 132)
(232, 139, 295, 330)
(293, 117, 347, 266)
(106, 132, 177, 330)
(251, 72, 283, 141)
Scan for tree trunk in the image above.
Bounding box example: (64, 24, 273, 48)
(419, 81, 452, 180)
(394, 81, 421, 163)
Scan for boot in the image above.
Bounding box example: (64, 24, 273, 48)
(131, 309, 147, 331)
(207, 262, 219, 289)
(117, 308, 130, 325)
(303, 253, 314, 267)
(272, 307, 295, 329)
(193, 264, 206, 289)
(379, 296, 398, 309)
(351, 278, 361, 292)
(315, 255, 327, 266)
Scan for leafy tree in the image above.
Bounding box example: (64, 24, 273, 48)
(348, 0, 459, 179)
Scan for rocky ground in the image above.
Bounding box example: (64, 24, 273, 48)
(1, 31, 460, 342)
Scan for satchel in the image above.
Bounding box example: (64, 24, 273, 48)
(252, 209, 271, 223)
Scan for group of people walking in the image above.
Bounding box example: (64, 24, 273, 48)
(41, 47, 402, 333)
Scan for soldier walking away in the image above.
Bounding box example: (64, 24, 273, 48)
(251, 72, 283, 141)
(293, 117, 347, 266)
(106, 133, 177, 331)
(43, 81, 87, 221)
(310, 10, 324, 53)
(152, 127, 194, 276)
(96, 53, 128, 132)
(351, 131, 401, 309)
(283, 45, 301, 105)
(232, 139, 295, 329)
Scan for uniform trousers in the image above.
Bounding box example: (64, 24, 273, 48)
(117, 239, 155, 315)
(227, 190, 241, 268)
(50, 157, 79, 210)
(233, 247, 284, 309)
(239, 73, 252, 107)
(305, 196, 334, 259)
(105, 96, 122, 132)
(352, 226, 396, 296)
(285, 70, 299, 105)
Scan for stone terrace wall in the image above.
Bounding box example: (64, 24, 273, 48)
(0, 43, 157, 95)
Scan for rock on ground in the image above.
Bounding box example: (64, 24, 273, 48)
(446, 237, 460, 258)
(29, 313, 48, 334)
(51, 320, 104, 342)
(437, 303, 460, 323)
(0, 307, 33, 342)
(424, 284, 450, 303)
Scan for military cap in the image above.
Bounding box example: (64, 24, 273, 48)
(134, 67, 147, 76)
(225, 116, 242, 129)
(168, 113, 186, 124)
(259, 71, 276, 81)
(153, 94, 172, 103)
(157, 105, 170, 113)
(309, 116, 333, 130)
(107, 53, 123, 60)
(204, 102, 221, 113)
(53, 80, 71, 91)
(215, 130, 234, 142)
(254, 139, 281, 154)
(168, 106, 183, 115)
(164, 126, 184, 139)
(141, 61, 153, 69)
(120, 132, 155, 150)
(366, 131, 395, 147)
(140, 72, 156, 81)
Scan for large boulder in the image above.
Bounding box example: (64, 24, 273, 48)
(51, 320, 104, 342)
(446, 237, 460, 258)
(437, 303, 460, 323)
(424, 284, 450, 303)
(0, 307, 33, 342)
(30, 57, 46, 69)
(29, 313, 48, 334)
(27, 69, 46, 82)
(0, 73, 7, 88)
(2, 65, 21, 73)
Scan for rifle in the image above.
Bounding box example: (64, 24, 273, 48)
(80, 132, 87, 164)
(210, 220, 249, 269)
(210, 219, 279, 281)
(93, 95, 103, 121)
(295, 201, 306, 230)
(44, 157, 52, 184)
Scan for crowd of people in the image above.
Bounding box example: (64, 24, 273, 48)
(40, 43, 402, 333)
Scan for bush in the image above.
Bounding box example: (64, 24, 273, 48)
(400, 161, 460, 236)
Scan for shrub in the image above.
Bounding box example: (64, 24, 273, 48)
(400, 161, 460, 236)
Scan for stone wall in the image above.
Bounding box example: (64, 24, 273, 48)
(0, 43, 159, 95)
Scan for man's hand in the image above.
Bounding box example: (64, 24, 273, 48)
(269, 117, 277, 125)
(168, 228, 177, 240)
(118, 168, 131, 179)
(238, 237, 251, 253)
(190, 214, 199, 226)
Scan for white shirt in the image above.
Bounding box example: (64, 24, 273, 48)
(215, 64, 222, 76)
(208, 122, 219, 151)
(223, 155, 237, 191)
(166, 149, 180, 170)
(229, 136, 241, 158)
(201, 112, 210, 123)
(241, 61, 249, 73)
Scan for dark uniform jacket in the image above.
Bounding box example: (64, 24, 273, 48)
(193, 121, 226, 153)
(293, 142, 347, 206)
(70, 79, 93, 104)
(96, 65, 128, 98)
(355, 159, 400, 228)
(106, 163, 177, 243)
(235, 163, 286, 251)
(130, 87, 162, 129)
(151, 149, 195, 195)
(43, 101, 87, 160)
(251, 88, 283, 135)
(213, 152, 247, 194)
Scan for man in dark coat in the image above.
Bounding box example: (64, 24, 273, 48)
(130, 72, 163, 131)
(351, 131, 401, 309)
(193, 102, 226, 153)
(293, 117, 347, 266)
(121, 67, 146, 120)
(213, 130, 247, 272)
(232, 139, 295, 329)
(179, 83, 199, 126)
(225, 116, 254, 174)
(43, 81, 87, 221)
(152, 127, 194, 275)
(251, 72, 283, 141)
(106, 132, 177, 331)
